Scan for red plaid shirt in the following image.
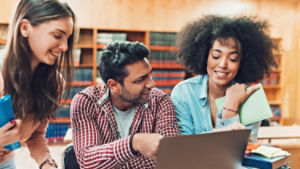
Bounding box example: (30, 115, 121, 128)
(71, 83, 180, 169)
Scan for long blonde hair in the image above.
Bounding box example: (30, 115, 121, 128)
(3, 0, 76, 122)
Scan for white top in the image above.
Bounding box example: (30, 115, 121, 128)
(112, 104, 135, 138)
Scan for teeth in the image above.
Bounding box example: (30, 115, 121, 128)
(51, 51, 60, 57)
(216, 71, 227, 77)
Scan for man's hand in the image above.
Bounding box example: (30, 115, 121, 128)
(132, 133, 162, 160)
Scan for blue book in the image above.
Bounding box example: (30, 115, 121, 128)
(0, 95, 21, 150)
(243, 154, 290, 169)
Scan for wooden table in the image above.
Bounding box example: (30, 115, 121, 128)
(257, 125, 300, 168)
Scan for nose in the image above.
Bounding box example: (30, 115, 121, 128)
(59, 39, 68, 52)
(146, 75, 155, 89)
(218, 57, 228, 68)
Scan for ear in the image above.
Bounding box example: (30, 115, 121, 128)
(107, 79, 121, 95)
(19, 19, 32, 38)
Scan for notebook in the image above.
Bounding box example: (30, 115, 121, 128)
(0, 94, 21, 150)
(215, 83, 273, 125)
(155, 129, 251, 169)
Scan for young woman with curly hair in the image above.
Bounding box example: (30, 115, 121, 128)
(171, 15, 277, 142)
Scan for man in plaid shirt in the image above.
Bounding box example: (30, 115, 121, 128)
(71, 41, 180, 169)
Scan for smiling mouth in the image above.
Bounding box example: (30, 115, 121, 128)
(50, 51, 60, 58)
(215, 71, 229, 78)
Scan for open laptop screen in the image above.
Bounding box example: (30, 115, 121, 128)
(155, 129, 251, 169)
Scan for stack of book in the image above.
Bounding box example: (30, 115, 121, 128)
(243, 145, 290, 169)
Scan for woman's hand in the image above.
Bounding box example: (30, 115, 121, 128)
(222, 84, 260, 118)
(0, 120, 21, 146)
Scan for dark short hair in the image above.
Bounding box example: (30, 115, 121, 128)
(99, 41, 150, 84)
(176, 15, 278, 83)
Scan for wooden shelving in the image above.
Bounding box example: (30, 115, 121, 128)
(263, 38, 283, 125)
(0, 39, 6, 44)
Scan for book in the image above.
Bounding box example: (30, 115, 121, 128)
(215, 83, 273, 125)
(251, 145, 289, 158)
(0, 95, 21, 150)
(243, 154, 290, 169)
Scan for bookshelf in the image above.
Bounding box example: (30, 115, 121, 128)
(262, 38, 283, 125)
(147, 31, 185, 94)
(0, 24, 285, 140)
(0, 23, 8, 49)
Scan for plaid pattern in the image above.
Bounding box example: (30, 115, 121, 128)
(71, 83, 180, 169)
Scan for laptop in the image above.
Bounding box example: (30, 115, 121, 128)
(155, 129, 251, 169)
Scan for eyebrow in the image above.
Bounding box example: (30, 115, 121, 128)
(212, 49, 240, 55)
(133, 69, 152, 82)
(54, 29, 67, 35)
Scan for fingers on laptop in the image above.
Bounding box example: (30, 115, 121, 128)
(132, 133, 162, 160)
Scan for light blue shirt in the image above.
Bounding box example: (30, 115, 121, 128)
(170, 75, 260, 142)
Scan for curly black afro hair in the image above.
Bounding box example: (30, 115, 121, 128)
(176, 15, 278, 83)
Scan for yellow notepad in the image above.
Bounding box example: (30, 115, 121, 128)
(215, 84, 273, 125)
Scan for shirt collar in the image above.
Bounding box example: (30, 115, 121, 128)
(97, 85, 150, 109)
(199, 74, 209, 100)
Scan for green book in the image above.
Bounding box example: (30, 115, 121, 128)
(215, 84, 273, 125)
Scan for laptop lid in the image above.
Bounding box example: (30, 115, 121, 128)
(155, 129, 251, 169)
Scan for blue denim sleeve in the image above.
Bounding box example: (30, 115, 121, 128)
(170, 88, 194, 135)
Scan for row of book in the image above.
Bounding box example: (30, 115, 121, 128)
(73, 48, 81, 66)
(152, 69, 185, 94)
(45, 123, 69, 143)
(262, 72, 280, 85)
(73, 68, 93, 81)
(150, 32, 176, 46)
(150, 51, 178, 65)
(271, 106, 281, 117)
(0, 24, 8, 40)
(97, 32, 127, 44)
(55, 105, 70, 118)
(63, 86, 86, 99)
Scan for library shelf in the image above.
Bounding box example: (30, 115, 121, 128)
(268, 100, 282, 106)
(68, 81, 94, 86)
(263, 85, 281, 90)
(60, 99, 72, 104)
(154, 80, 182, 86)
(96, 44, 106, 49)
(50, 118, 71, 123)
(151, 63, 184, 69)
(149, 45, 178, 51)
(74, 44, 93, 49)
(0, 39, 6, 44)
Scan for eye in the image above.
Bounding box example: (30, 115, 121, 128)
(53, 34, 62, 40)
(212, 55, 220, 59)
(229, 55, 239, 62)
(134, 76, 147, 83)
